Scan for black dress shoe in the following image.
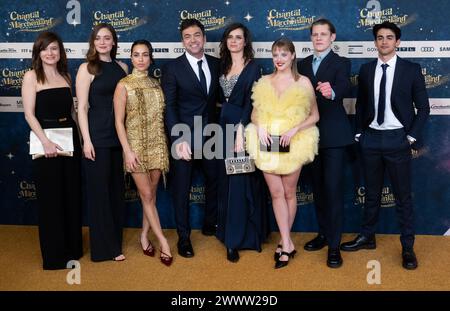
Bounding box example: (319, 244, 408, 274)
(202, 224, 217, 236)
(274, 250, 297, 269)
(226, 248, 239, 263)
(402, 249, 418, 270)
(177, 239, 194, 258)
(327, 248, 343, 268)
(304, 234, 327, 251)
(340, 234, 376, 252)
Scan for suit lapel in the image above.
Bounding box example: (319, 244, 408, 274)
(205, 54, 217, 98)
(390, 56, 403, 104)
(181, 53, 206, 97)
(368, 60, 377, 107)
(226, 60, 251, 103)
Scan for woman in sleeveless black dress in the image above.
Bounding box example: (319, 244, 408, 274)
(22, 32, 82, 270)
(76, 24, 128, 262)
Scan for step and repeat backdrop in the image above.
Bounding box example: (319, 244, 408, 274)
(1, 0, 449, 235)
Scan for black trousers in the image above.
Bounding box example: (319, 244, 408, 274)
(84, 147, 125, 261)
(360, 128, 415, 249)
(33, 154, 83, 270)
(310, 147, 346, 249)
(170, 157, 218, 241)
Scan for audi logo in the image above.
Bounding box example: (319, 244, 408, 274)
(421, 47, 434, 52)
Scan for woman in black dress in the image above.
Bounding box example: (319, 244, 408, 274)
(22, 31, 82, 270)
(216, 23, 269, 262)
(76, 23, 128, 262)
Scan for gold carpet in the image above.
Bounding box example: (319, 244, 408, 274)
(0, 225, 448, 291)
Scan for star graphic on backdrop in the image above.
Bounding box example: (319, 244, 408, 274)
(244, 13, 253, 22)
(6, 153, 14, 160)
(281, 32, 285, 36)
(71, 20, 79, 27)
(133, 1, 138, 7)
(225, 1, 230, 5)
(11, 171, 15, 175)
(6, 32, 9, 36)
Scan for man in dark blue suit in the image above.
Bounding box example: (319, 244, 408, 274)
(341, 22, 429, 270)
(161, 19, 220, 258)
(298, 19, 353, 268)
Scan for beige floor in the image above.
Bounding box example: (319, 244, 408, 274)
(0, 225, 449, 291)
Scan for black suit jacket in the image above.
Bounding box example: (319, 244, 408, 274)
(161, 53, 220, 145)
(298, 50, 353, 148)
(355, 56, 430, 146)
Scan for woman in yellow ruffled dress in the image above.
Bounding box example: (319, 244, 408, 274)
(114, 40, 172, 266)
(246, 37, 320, 269)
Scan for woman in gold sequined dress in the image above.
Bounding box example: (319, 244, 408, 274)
(114, 40, 172, 266)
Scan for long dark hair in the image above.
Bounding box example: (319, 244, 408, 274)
(219, 23, 254, 75)
(86, 23, 118, 75)
(31, 31, 70, 84)
(272, 37, 300, 81)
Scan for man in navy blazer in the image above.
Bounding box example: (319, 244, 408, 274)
(298, 19, 353, 268)
(341, 21, 429, 270)
(161, 19, 220, 258)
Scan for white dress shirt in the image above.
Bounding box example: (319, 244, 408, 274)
(369, 55, 403, 130)
(185, 52, 211, 94)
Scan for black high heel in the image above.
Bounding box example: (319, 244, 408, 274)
(274, 250, 297, 269)
(273, 244, 282, 261)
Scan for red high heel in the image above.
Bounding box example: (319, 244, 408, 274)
(160, 249, 173, 266)
(141, 240, 155, 257)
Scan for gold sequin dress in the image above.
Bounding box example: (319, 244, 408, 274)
(120, 69, 169, 175)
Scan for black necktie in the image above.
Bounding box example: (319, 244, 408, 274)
(197, 60, 207, 95)
(377, 63, 389, 125)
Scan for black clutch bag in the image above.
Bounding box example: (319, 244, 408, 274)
(260, 135, 290, 152)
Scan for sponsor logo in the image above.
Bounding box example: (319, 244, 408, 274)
(440, 47, 450, 51)
(396, 47, 416, 52)
(8, 10, 58, 32)
(154, 48, 169, 53)
(297, 186, 314, 206)
(173, 48, 185, 53)
(357, 1, 410, 30)
(266, 8, 315, 32)
(189, 185, 205, 204)
(348, 45, 364, 54)
(1, 68, 29, 90)
(0, 48, 17, 53)
(302, 47, 313, 53)
(93, 10, 146, 31)
(421, 67, 449, 89)
(18, 181, 36, 201)
(421, 47, 435, 52)
(180, 9, 228, 31)
(354, 186, 396, 207)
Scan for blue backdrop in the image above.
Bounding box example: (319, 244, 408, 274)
(1, 0, 449, 235)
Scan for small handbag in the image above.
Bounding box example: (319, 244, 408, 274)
(225, 153, 255, 175)
(260, 135, 290, 152)
(29, 128, 74, 160)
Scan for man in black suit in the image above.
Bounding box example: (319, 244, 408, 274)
(161, 19, 220, 258)
(340, 22, 429, 270)
(298, 19, 353, 268)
